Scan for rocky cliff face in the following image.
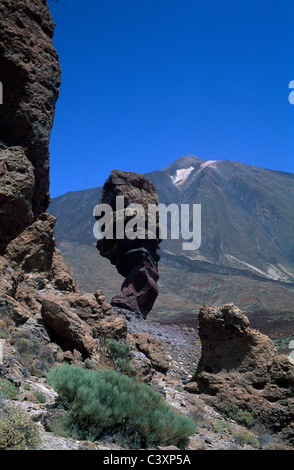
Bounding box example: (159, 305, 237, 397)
(0, 1, 128, 377)
(186, 304, 294, 443)
(0, 0, 61, 252)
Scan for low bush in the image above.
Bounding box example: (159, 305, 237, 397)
(47, 364, 196, 447)
(232, 430, 260, 449)
(0, 406, 40, 450)
(12, 329, 55, 377)
(106, 339, 135, 376)
(34, 392, 47, 404)
(216, 398, 255, 428)
(0, 379, 18, 400)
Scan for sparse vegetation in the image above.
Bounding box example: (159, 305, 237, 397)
(216, 398, 255, 428)
(22, 383, 31, 391)
(188, 406, 209, 431)
(106, 339, 135, 376)
(34, 392, 47, 404)
(0, 406, 40, 450)
(210, 419, 232, 433)
(232, 430, 260, 449)
(0, 379, 18, 400)
(0, 327, 9, 339)
(12, 329, 55, 377)
(47, 364, 196, 448)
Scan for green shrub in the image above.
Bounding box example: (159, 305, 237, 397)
(0, 406, 40, 450)
(47, 365, 196, 447)
(233, 430, 260, 449)
(0, 327, 9, 340)
(22, 383, 31, 391)
(106, 339, 133, 361)
(0, 379, 18, 400)
(106, 339, 135, 376)
(211, 419, 232, 433)
(34, 392, 47, 404)
(216, 398, 255, 428)
(12, 330, 55, 377)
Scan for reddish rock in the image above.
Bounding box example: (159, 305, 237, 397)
(95, 315, 128, 341)
(96, 170, 161, 317)
(0, 293, 31, 325)
(4, 213, 56, 273)
(40, 297, 98, 357)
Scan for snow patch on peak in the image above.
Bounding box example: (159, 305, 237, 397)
(170, 166, 194, 186)
(199, 160, 218, 170)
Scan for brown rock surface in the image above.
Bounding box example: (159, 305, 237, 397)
(40, 297, 98, 357)
(1, 214, 128, 360)
(96, 170, 161, 317)
(0, 0, 61, 251)
(186, 304, 294, 442)
(0, 148, 35, 253)
(131, 332, 169, 373)
(0, 1, 127, 372)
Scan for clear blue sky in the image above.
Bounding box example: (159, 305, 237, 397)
(48, 0, 294, 198)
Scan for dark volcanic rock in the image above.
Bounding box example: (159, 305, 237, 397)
(96, 170, 161, 317)
(0, 0, 61, 251)
(186, 304, 294, 443)
(0, 147, 35, 252)
(0, 1, 127, 372)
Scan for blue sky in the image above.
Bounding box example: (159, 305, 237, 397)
(48, 0, 294, 198)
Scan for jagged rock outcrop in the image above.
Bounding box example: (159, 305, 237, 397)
(0, 1, 127, 375)
(0, 0, 61, 252)
(0, 211, 127, 360)
(186, 304, 294, 443)
(96, 170, 161, 317)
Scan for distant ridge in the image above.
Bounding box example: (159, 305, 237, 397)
(49, 155, 294, 335)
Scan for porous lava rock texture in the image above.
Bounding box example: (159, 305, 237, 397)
(0, 0, 61, 252)
(96, 170, 161, 317)
(186, 304, 294, 443)
(0, 1, 127, 372)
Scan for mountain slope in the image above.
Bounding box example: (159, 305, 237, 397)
(145, 155, 294, 283)
(49, 156, 294, 336)
(50, 155, 294, 283)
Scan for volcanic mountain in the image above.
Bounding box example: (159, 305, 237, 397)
(49, 156, 294, 338)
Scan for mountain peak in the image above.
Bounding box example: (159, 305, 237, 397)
(162, 155, 205, 173)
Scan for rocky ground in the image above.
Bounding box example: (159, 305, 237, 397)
(1, 310, 292, 451)
(1, 0, 292, 454)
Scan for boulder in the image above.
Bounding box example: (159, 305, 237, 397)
(131, 332, 169, 373)
(186, 304, 294, 443)
(40, 297, 99, 358)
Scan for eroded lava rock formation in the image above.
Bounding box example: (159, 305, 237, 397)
(0, 0, 61, 252)
(96, 170, 161, 317)
(186, 304, 294, 443)
(0, 0, 127, 370)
